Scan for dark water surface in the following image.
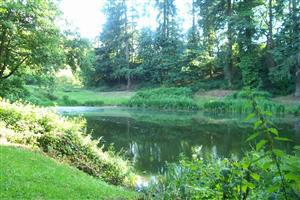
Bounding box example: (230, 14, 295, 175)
(57, 106, 300, 174)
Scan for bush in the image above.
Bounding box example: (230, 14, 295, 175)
(294, 105, 300, 116)
(127, 87, 198, 110)
(0, 99, 132, 185)
(228, 90, 273, 100)
(0, 77, 29, 102)
(189, 80, 227, 92)
(203, 99, 285, 114)
(144, 152, 300, 199)
(83, 100, 104, 107)
(61, 95, 80, 106)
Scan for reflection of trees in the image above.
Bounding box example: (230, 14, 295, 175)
(295, 121, 300, 143)
(86, 117, 249, 173)
(85, 115, 297, 174)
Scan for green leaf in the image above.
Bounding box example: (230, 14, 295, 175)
(262, 161, 272, 170)
(242, 185, 247, 192)
(246, 132, 260, 142)
(273, 149, 284, 157)
(244, 113, 255, 122)
(250, 173, 260, 181)
(254, 120, 262, 129)
(256, 140, 267, 151)
(268, 128, 278, 136)
(242, 161, 250, 169)
(274, 137, 291, 142)
(265, 111, 272, 117)
(285, 173, 300, 181)
(267, 184, 280, 193)
(245, 182, 255, 189)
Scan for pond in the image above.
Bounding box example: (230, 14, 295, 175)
(56, 106, 300, 175)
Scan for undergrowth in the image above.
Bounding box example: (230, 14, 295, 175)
(143, 93, 300, 199)
(0, 98, 134, 186)
(127, 87, 198, 110)
(203, 99, 286, 114)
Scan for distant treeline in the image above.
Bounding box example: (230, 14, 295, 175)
(91, 0, 300, 96)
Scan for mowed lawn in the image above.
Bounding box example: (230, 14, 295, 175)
(55, 89, 135, 105)
(0, 145, 138, 200)
(26, 85, 135, 106)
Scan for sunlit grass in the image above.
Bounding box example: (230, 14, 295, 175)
(0, 145, 138, 199)
(26, 85, 134, 106)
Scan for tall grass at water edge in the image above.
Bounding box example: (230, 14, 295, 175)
(127, 87, 198, 111)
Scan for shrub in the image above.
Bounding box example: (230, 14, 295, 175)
(83, 100, 104, 107)
(290, 104, 300, 116)
(127, 87, 198, 110)
(144, 152, 300, 199)
(203, 99, 285, 114)
(0, 99, 132, 185)
(189, 80, 226, 92)
(0, 77, 29, 102)
(143, 99, 300, 199)
(62, 95, 80, 106)
(228, 90, 273, 100)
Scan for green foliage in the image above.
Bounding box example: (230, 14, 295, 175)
(0, 146, 138, 199)
(127, 87, 198, 110)
(294, 105, 300, 116)
(203, 99, 285, 114)
(229, 90, 273, 100)
(0, 0, 64, 80)
(144, 149, 300, 199)
(0, 77, 29, 101)
(189, 80, 227, 92)
(143, 94, 300, 199)
(83, 100, 104, 107)
(202, 90, 285, 114)
(61, 95, 80, 106)
(0, 99, 133, 186)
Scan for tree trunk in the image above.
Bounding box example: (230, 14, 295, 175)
(296, 68, 300, 97)
(225, 0, 233, 87)
(192, 0, 195, 40)
(267, 0, 273, 49)
(163, 0, 167, 40)
(124, 0, 131, 90)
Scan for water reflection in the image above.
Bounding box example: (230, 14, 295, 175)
(57, 107, 299, 174)
(84, 113, 298, 174)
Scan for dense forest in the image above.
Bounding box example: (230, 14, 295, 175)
(92, 0, 300, 96)
(0, 0, 300, 98)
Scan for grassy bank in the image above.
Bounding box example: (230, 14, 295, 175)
(195, 90, 300, 115)
(0, 99, 136, 186)
(25, 85, 134, 106)
(0, 145, 138, 199)
(24, 85, 299, 115)
(127, 87, 198, 111)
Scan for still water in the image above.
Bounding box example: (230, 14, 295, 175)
(57, 106, 300, 174)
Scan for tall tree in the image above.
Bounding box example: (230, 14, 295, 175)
(195, 0, 221, 79)
(154, 0, 182, 84)
(234, 0, 263, 88)
(94, 0, 126, 85)
(0, 0, 63, 81)
(225, 0, 234, 87)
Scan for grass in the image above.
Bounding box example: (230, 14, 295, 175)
(127, 87, 198, 111)
(194, 90, 299, 115)
(25, 85, 134, 106)
(0, 145, 138, 200)
(24, 85, 299, 115)
(0, 99, 135, 185)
